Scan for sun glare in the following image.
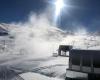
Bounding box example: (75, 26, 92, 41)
(55, 0, 65, 17)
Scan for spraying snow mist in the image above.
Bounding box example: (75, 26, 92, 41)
(1, 13, 100, 59)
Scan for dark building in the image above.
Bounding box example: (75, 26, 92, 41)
(58, 45, 72, 56)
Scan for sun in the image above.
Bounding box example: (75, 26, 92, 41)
(54, 0, 65, 17)
(53, 0, 66, 25)
(48, 0, 71, 26)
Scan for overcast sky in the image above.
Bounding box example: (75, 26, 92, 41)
(0, 0, 100, 32)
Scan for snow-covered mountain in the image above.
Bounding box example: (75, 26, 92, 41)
(0, 23, 100, 56)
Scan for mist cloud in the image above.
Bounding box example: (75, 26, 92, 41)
(3, 12, 100, 58)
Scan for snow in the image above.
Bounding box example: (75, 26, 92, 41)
(39, 57, 68, 67)
(0, 53, 68, 80)
(34, 57, 68, 79)
(0, 15, 100, 80)
(20, 72, 63, 80)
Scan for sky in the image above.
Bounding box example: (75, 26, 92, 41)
(0, 0, 100, 32)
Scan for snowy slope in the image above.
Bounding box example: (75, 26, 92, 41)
(19, 57, 68, 80)
(20, 72, 63, 80)
(0, 54, 68, 80)
(0, 22, 100, 80)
